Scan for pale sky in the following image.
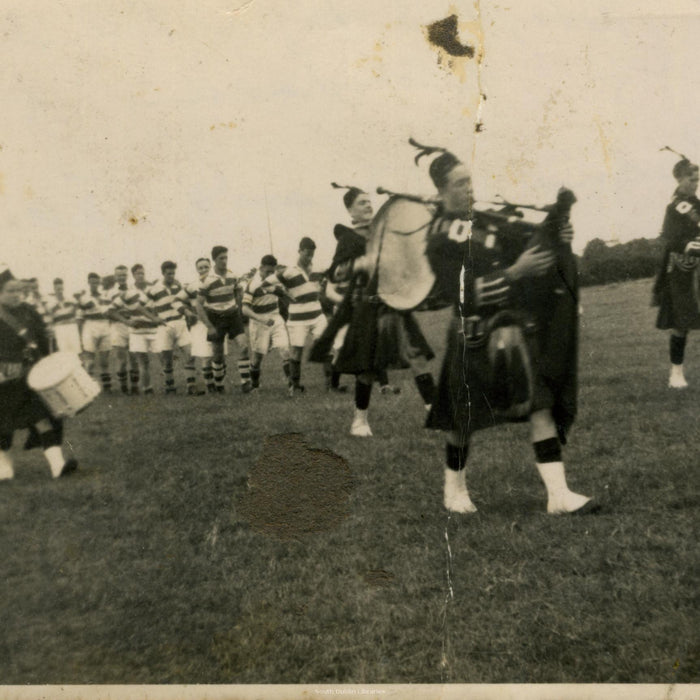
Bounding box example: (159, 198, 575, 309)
(2, 0, 699, 291)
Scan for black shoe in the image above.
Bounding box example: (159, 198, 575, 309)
(143, 387, 155, 395)
(165, 387, 177, 395)
(206, 384, 217, 394)
(130, 386, 140, 396)
(59, 459, 78, 477)
(121, 385, 129, 395)
(241, 380, 253, 394)
(215, 385, 225, 394)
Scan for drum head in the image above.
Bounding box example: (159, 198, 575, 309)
(370, 197, 436, 311)
(27, 352, 81, 391)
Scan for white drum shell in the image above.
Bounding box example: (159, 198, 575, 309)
(27, 352, 101, 418)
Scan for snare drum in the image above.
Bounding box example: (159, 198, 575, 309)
(27, 352, 101, 418)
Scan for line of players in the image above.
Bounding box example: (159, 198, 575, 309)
(22, 237, 401, 399)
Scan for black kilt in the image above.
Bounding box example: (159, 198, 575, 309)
(0, 377, 63, 450)
(332, 294, 434, 375)
(427, 306, 578, 446)
(655, 259, 700, 330)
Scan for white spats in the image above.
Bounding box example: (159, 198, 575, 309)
(350, 409, 373, 437)
(44, 446, 67, 478)
(669, 364, 688, 389)
(0, 450, 14, 481)
(443, 468, 477, 514)
(536, 461, 591, 514)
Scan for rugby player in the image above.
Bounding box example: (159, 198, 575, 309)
(276, 238, 326, 396)
(75, 272, 113, 391)
(241, 254, 291, 390)
(149, 261, 197, 394)
(193, 246, 252, 394)
(46, 278, 82, 355)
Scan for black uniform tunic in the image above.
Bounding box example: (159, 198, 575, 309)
(425, 210, 579, 445)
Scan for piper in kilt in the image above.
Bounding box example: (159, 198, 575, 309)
(415, 141, 592, 515)
(652, 158, 700, 389)
(310, 184, 435, 437)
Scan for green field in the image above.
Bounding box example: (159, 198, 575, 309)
(0, 278, 697, 684)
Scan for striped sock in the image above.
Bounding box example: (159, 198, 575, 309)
(117, 370, 128, 393)
(238, 358, 251, 384)
(129, 368, 139, 389)
(289, 359, 301, 387)
(203, 367, 215, 392)
(100, 373, 112, 391)
(212, 361, 226, 387)
(184, 361, 196, 388)
(163, 367, 175, 392)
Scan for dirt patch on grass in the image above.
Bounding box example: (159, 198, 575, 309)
(238, 433, 354, 540)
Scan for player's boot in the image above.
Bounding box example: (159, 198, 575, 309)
(536, 461, 592, 514)
(669, 364, 688, 389)
(443, 468, 477, 513)
(380, 384, 401, 395)
(350, 408, 373, 437)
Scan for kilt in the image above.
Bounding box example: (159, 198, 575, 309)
(655, 256, 700, 330)
(0, 377, 62, 449)
(427, 308, 578, 445)
(333, 296, 434, 375)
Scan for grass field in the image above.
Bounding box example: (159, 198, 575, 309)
(0, 278, 698, 685)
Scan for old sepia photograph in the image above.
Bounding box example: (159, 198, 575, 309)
(1, 1, 698, 698)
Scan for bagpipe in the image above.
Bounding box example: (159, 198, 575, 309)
(365, 185, 579, 313)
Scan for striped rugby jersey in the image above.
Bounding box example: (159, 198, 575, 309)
(242, 271, 281, 317)
(198, 271, 241, 313)
(46, 295, 79, 325)
(276, 265, 322, 324)
(75, 288, 111, 321)
(110, 286, 159, 332)
(148, 280, 186, 323)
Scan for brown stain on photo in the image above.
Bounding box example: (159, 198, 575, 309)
(237, 433, 354, 540)
(424, 8, 484, 84)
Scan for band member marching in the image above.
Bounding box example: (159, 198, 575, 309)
(310, 184, 436, 437)
(411, 140, 593, 515)
(652, 156, 700, 388)
(0, 265, 78, 481)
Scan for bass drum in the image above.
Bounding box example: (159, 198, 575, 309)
(366, 196, 445, 311)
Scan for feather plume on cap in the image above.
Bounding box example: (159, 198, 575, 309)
(409, 137, 462, 189)
(332, 182, 366, 209)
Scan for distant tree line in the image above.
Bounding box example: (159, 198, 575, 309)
(576, 237, 662, 287)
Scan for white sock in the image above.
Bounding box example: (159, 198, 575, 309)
(536, 461, 590, 514)
(44, 446, 66, 478)
(444, 467, 477, 513)
(0, 450, 14, 480)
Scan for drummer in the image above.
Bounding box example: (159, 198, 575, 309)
(310, 184, 435, 437)
(0, 265, 78, 481)
(412, 140, 593, 515)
